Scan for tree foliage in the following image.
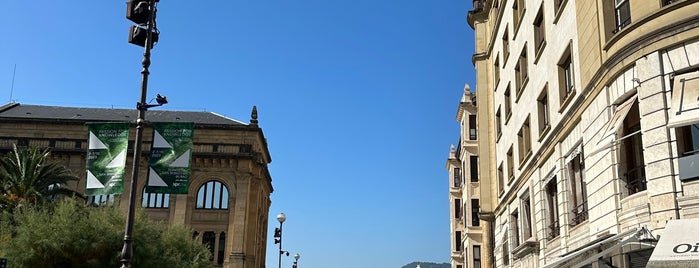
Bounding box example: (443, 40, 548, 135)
(0, 200, 211, 268)
(0, 145, 81, 211)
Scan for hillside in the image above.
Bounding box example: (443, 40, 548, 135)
(401, 262, 450, 268)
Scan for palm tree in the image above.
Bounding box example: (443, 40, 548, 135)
(0, 145, 81, 209)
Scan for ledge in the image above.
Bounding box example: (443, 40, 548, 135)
(512, 239, 539, 258)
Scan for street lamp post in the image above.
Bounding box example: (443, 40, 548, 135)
(120, 1, 166, 267)
(293, 253, 300, 268)
(274, 213, 287, 268)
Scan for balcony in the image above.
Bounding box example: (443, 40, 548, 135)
(570, 203, 588, 226)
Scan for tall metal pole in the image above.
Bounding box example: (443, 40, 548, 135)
(278, 221, 283, 268)
(120, 1, 156, 267)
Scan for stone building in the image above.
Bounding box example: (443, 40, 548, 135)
(465, 0, 699, 267)
(0, 102, 274, 268)
(447, 85, 484, 268)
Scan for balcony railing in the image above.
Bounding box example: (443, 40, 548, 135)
(547, 220, 560, 240)
(570, 202, 588, 226)
(624, 166, 646, 195)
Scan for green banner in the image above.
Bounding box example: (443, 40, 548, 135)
(85, 122, 129, 196)
(146, 122, 194, 194)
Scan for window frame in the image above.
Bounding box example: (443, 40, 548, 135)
(141, 188, 170, 209)
(538, 85, 551, 138)
(614, 0, 631, 32)
(520, 191, 533, 241)
(196, 180, 230, 210)
(471, 199, 481, 226)
(558, 44, 575, 111)
(507, 146, 515, 183)
(469, 114, 478, 140)
(545, 176, 560, 239)
(533, 6, 546, 63)
(567, 151, 588, 226)
(505, 84, 513, 123)
(473, 245, 482, 268)
(515, 45, 529, 100)
(470, 155, 479, 182)
(518, 117, 532, 165)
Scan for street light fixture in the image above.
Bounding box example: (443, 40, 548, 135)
(120, 1, 164, 267)
(274, 213, 286, 268)
(293, 253, 300, 268)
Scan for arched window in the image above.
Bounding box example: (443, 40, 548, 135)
(141, 188, 170, 208)
(86, 194, 115, 206)
(196, 180, 229, 209)
(218, 232, 226, 265)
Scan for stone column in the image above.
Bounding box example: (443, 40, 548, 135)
(225, 174, 250, 268)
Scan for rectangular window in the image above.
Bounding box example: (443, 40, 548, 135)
(510, 210, 520, 247)
(615, 0, 631, 31)
(455, 231, 462, 252)
(470, 155, 479, 182)
(538, 87, 550, 134)
(496, 107, 503, 138)
(498, 163, 505, 195)
(453, 167, 462, 188)
(558, 47, 574, 107)
(620, 98, 646, 195)
(473, 245, 482, 268)
(545, 177, 560, 239)
(512, 0, 524, 31)
(677, 124, 699, 157)
(495, 56, 501, 86)
(455, 198, 462, 220)
(534, 8, 546, 55)
(518, 117, 532, 163)
(507, 147, 514, 182)
(471, 199, 480, 226)
(515, 46, 528, 96)
(505, 85, 512, 121)
(503, 28, 510, 61)
(469, 114, 477, 140)
(568, 152, 588, 226)
(503, 231, 510, 265)
(554, 0, 565, 13)
(520, 192, 532, 241)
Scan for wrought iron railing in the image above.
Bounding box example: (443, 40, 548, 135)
(570, 202, 588, 226)
(547, 220, 561, 240)
(625, 166, 646, 195)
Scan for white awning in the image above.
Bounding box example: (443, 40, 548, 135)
(541, 227, 650, 268)
(668, 71, 699, 128)
(601, 94, 637, 139)
(589, 95, 638, 156)
(647, 218, 699, 267)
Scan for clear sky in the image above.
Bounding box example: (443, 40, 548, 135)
(1, 1, 475, 268)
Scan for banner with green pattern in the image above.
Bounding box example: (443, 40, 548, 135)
(85, 122, 129, 196)
(145, 122, 194, 194)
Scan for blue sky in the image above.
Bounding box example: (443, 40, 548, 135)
(1, 1, 475, 267)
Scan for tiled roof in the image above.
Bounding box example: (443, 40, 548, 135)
(0, 103, 247, 126)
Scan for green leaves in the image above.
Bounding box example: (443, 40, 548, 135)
(0, 200, 211, 268)
(0, 145, 80, 211)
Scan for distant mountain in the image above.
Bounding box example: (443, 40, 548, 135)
(401, 262, 450, 268)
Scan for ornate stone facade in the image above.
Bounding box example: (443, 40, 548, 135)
(466, 0, 699, 267)
(0, 103, 274, 268)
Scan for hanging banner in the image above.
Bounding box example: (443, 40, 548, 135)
(85, 122, 129, 196)
(146, 122, 194, 194)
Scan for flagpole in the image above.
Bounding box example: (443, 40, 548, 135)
(120, 0, 156, 267)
